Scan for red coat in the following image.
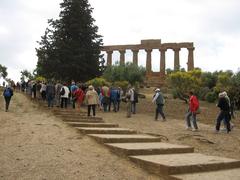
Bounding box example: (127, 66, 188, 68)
(189, 95, 199, 113)
(74, 89, 85, 103)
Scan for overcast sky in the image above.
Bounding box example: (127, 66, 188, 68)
(0, 0, 240, 82)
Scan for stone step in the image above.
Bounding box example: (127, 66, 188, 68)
(62, 119, 104, 123)
(129, 153, 240, 176)
(170, 168, 240, 180)
(77, 127, 136, 134)
(66, 122, 119, 128)
(56, 115, 103, 121)
(88, 134, 162, 143)
(105, 142, 194, 156)
(53, 112, 86, 116)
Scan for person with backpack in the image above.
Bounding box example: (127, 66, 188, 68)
(60, 83, 70, 108)
(185, 91, 199, 131)
(152, 88, 166, 121)
(3, 85, 14, 112)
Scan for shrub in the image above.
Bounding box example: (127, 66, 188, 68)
(86, 77, 110, 88)
(205, 91, 217, 103)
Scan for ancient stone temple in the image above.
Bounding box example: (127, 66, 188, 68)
(101, 39, 195, 87)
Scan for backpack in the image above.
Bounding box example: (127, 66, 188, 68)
(4, 88, 11, 97)
(60, 87, 65, 96)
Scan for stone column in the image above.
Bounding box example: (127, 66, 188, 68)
(145, 49, 152, 74)
(159, 48, 167, 74)
(174, 48, 181, 71)
(187, 47, 195, 71)
(106, 51, 113, 66)
(119, 50, 126, 65)
(132, 49, 139, 65)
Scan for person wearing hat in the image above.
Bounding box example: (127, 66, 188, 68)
(215, 91, 231, 133)
(85, 85, 99, 116)
(152, 88, 166, 121)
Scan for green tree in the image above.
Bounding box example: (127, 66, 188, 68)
(20, 70, 34, 82)
(167, 69, 202, 103)
(103, 63, 146, 85)
(0, 64, 8, 79)
(36, 0, 103, 82)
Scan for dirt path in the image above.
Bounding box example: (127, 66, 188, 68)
(0, 93, 159, 180)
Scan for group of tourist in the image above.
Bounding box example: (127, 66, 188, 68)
(1, 80, 235, 133)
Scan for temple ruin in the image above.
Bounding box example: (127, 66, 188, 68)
(101, 39, 195, 87)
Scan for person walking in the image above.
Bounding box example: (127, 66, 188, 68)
(85, 85, 99, 117)
(3, 85, 14, 112)
(215, 92, 231, 133)
(46, 81, 55, 108)
(185, 91, 199, 131)
(73, 85, 85, 110)
(60, 83, 70, 108)
(131, 88, 138, 114)
(152, 88, 166, 121)
(55, 81, 63, 107)
(101, 85, 110, 112)
(70, 81, 78, 109)
(40, 82, 47, 101)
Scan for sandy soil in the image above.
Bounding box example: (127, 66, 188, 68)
(0, 92, 159, 180)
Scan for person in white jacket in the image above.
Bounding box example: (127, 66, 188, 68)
(60, 83, 70, 108)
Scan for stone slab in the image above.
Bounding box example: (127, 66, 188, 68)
(105, 142, 194, 156)
(66, 122, 119, 128)
(88, 134, 162, 143)
(56, 115, 103, 121)
(62, 119, 104, 123)
(129, 153, 240, 175)
(77, 127, 136, 134)
(170, 168, 240, 180)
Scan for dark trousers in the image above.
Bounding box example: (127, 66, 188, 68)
(72, 98, 76, 109)
(4, 97, 11, 111)
(61, 98, 68, 108)
(88, 105, 96, 116)
(216, 111, 231, 132)
(47, 95, 54, 107)
(117, 100, 120, 111)
(155, 104, 166, 120)
(131, 102, 136, 114)
(109, 100, 117, 112)
(41, 91, 46, 101)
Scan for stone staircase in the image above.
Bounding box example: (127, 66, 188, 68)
(52, 109, 240, 179)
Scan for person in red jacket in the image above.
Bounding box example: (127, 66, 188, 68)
(185, 91, 199, 131)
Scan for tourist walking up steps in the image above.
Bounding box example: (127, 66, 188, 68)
(3, 85, 14, 112)
(85, 85, 99, 117)
(46, 81, 55, 108)
(215, 92, 231, 133)
(152, 88, 166, 121)
(185, 91, 199, 131)
(60, 83, 70, 108)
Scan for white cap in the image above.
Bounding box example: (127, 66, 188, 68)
(155, 88, 160, 92)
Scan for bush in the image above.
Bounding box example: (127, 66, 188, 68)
(86, 77, 110, 88)
(205, 91, 217, 103)
(198, 87, 211, 100)
(113, 81, 129, 91)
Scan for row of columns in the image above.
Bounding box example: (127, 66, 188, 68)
(106, 47, 195, 73)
